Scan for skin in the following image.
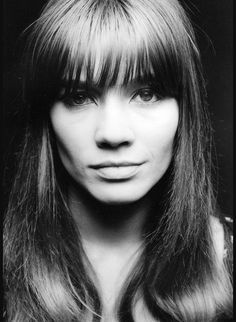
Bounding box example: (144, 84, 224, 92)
(50, 83, 226, 320)
(50, 81, 179, 205)
(50, 80, 179, 318)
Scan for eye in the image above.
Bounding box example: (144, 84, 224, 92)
(63, 91, 95, 107)
(132, 88, 160, 104)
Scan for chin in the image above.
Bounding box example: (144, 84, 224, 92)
(87, 183, 152, 205)
(94, 195, 140, 205)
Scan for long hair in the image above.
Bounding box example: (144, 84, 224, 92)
(4, 0, 232, 321)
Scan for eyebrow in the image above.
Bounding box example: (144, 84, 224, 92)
(61, 77, 155, 92)
(60, 80, 101, 94)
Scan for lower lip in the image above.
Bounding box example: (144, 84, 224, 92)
(94, 165, 141, 180)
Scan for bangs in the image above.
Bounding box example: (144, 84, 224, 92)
(26, 0, 191, 104)
(62, 2, 154, 88)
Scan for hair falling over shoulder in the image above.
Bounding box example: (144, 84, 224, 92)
(3, 0, 233, 321)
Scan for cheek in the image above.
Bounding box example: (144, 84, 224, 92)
(50, 112, 90, 174)
(55, 128, 91, 176)
(139, 104, 179, 161)
(147, 130, 176, 173)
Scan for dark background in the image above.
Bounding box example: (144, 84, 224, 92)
(2, 0, 233, 218)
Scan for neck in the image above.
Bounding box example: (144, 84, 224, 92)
(68, 183, 154, 249)
(67, 182, 159, 315)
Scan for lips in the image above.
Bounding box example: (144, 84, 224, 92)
(89, 162, 144, 180)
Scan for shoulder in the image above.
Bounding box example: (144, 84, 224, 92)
(209, 215, 233, 264)
(209, 215, 225, 262)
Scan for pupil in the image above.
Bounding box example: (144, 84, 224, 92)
(141, 90, 153, 101)
(75, 94, 86, 104)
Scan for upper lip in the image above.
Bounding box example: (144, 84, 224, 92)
(89, 161, 144, 169)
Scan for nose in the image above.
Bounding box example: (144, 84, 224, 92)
(94, 99, 135, 149)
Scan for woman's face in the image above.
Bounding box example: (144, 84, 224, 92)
(50, 80, 179, 204)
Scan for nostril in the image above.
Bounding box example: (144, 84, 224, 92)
(94, 108, 135, 148)
(97, 139, 131, 150)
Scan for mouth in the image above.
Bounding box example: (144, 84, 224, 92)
(89, 162, 144, 181)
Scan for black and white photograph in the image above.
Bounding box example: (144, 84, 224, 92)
(2, 1, 233, 321)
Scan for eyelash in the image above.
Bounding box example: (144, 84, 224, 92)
(132, 88, 160, 104)
(63, 88, 160, 107)
(62, 92, 95, 107)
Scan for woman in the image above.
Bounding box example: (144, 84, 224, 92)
(3, 0, 233, 321)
